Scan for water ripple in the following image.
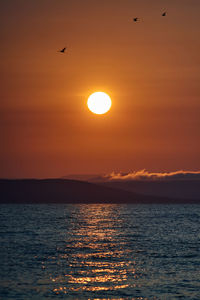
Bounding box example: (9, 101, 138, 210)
(0, 204, 200, 299)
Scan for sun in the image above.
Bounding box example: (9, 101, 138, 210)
(87, 92, 112, 115)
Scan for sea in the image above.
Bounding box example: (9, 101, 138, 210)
(0, 204, 200, 299)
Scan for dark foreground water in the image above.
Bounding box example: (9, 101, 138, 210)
(0, 204, 200, 300)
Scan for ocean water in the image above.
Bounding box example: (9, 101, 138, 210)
(0, 204, 200, 300)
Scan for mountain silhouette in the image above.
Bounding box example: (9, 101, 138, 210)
(0, 179, 198, 204)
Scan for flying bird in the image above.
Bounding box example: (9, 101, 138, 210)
(133, 17, 139, 22)
(162, 12, 167, 16)
(58, 47, 67, 53)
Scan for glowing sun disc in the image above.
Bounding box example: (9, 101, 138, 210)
(87, 92, 112, 115)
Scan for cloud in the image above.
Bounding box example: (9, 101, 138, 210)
(104, 170, 200, 181)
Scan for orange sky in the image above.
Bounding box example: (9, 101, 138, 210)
(1, 0, 200, 178)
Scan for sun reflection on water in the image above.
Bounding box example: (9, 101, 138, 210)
(47, 205, 145, 297)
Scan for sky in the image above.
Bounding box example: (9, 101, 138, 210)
(0, 0, 200, 178)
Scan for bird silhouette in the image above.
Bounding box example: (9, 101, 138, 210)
(133, 17, 139, 22)
(58, 47, 67, 53)
(162, 12, 167, 16)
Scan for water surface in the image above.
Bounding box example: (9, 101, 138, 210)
(0, 204, 200, 299)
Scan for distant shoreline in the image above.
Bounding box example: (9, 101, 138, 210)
(0, 179, 199, 204)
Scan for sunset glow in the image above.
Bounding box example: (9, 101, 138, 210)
(1, 2, 200, 300)
(0, 0, 200, 177)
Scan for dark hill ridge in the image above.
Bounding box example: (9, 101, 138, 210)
(0, 179, 154, 204)
(0, 179, 198, 204)
(63, 175, 200, 200)
(100, 180, 200, 201)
